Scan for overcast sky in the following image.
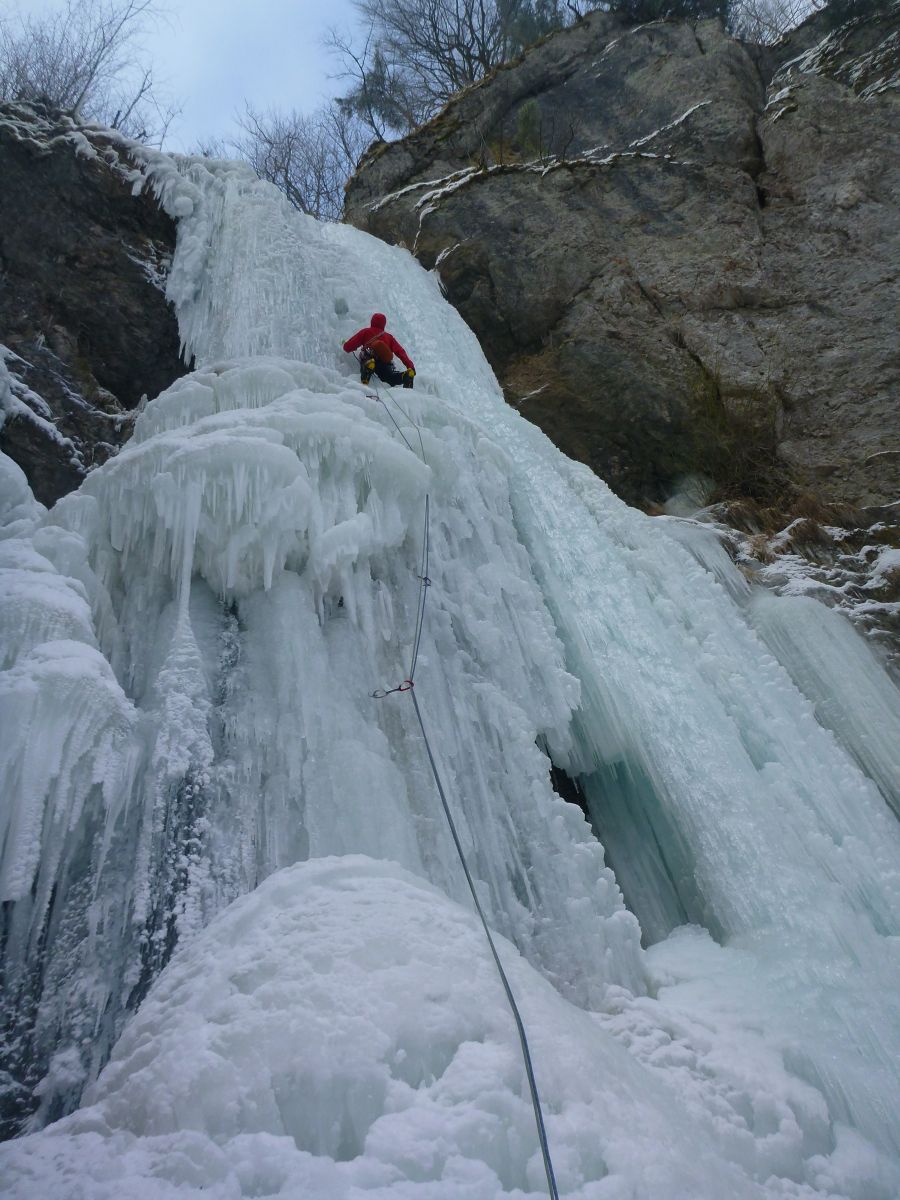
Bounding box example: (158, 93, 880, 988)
(16, 0, 358, 150)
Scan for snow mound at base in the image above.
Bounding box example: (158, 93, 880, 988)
(1, 856, 764, 1199)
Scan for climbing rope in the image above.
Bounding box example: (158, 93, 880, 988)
(408, 493, 430, 682)
(367, 375, 561, 1200)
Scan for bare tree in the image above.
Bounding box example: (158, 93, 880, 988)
(727, 0, 820, 40)
(727, 0, 890, 43)
(328, 23, 431, 139)
(329, 0, 589, 138)
(610, 0, 729, 20)
(0, 0, 177, 143)
(229, 101, 369, 221)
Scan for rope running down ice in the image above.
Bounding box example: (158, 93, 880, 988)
(367, 374, 561, 1200)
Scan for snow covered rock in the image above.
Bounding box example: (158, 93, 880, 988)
(0, 102, 184, 504)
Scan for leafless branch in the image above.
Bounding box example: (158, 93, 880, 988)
(0, 0, 176, 143)
(225, 101, 368, 221)
(328, 0, 587, 137)
(728, 0, 822, 41)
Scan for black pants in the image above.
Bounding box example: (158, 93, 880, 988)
(363, 358, 407, 387)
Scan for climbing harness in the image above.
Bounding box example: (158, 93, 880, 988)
(367, 376, 561, 1200)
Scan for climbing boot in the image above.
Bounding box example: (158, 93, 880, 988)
(361, 357, 376, 385)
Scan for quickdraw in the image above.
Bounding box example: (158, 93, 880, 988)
(371, 679, 415, 700)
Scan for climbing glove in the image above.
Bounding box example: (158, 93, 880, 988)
(403, 368, 415, 390)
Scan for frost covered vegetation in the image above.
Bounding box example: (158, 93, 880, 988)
(0, 0, 176, 144)
(1, 146, 900, 1198)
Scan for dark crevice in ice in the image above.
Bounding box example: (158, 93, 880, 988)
(549, 751, 720, 949)
(548, 759, 590, 818)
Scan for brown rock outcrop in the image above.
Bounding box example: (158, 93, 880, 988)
(344, 6, 899, 512)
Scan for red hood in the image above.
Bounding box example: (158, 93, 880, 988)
(370, 312, 387, 330)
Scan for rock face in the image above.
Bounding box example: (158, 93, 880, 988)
(697, 494, 900, 680)
(0, 103, 185, 506)
(344, 6, 899, 512)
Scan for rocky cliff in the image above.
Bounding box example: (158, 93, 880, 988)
(0, 103, 184, 505)
(344, 5, 899, 516)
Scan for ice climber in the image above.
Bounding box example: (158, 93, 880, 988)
(343, 312, 416, 389)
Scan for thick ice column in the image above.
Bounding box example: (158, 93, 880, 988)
(0, 451, 44, 541)
(298, 187, 900, 1156)
(77, 358, 645, 1007)
(749, 589, 900, 818)
(1, 329, 651, 1134)
(0, 466, 144, 1131)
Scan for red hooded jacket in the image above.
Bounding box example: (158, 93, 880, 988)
(343, 313, 414, 371)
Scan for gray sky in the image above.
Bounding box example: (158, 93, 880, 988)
(16, 0, 358, 150)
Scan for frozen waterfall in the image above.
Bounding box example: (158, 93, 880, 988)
(1, 152, 899, 1199)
